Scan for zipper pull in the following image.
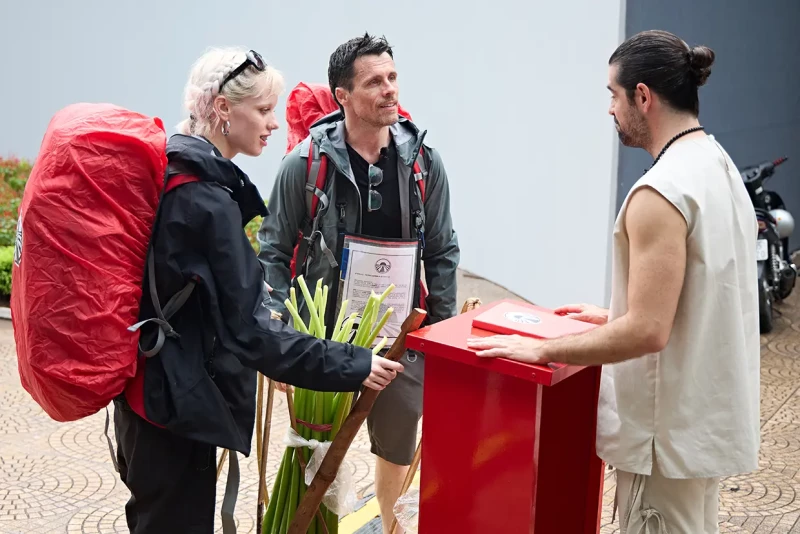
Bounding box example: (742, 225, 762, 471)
(338, 203, 346, 225)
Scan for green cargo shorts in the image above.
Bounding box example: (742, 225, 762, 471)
(364, 350, 424, 466)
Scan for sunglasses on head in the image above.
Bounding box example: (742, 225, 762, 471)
(219, 50, 266, 92)
(367, 164, 383, 212)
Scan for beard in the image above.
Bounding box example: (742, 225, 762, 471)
(615, 110, 650, 149)
(351, 100, 399, 128)
(373, 113, 398, 128)
(372, 106, 399, 128)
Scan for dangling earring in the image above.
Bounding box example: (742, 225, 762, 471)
(222, 120, 231, 136)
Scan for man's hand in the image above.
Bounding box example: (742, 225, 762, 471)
(466, 334, 550, 364)
(554, 303, 609, 325)
(363, 356, 405, 391)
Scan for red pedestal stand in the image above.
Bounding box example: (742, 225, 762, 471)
(405, 299, 604, 534)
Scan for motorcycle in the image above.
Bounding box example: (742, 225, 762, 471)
(740, 157, 796, 333)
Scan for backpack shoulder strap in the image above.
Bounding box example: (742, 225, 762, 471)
(128, 251, 200, 358)
(164, 162, 198, 187)
(412, 147, 428, 203)
(127, 169, 201, 358)
(165, 174, 201, 193)
(305, 140, 329, 221)
(409, 147, 430, 312)
(294, 140, 337, 274)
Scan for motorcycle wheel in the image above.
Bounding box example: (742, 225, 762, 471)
(759, 274, 774, 334)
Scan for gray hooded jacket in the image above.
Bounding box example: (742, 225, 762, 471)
(257, 111, 460, 327)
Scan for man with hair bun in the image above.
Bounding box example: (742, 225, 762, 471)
(469, 30, 759, 532)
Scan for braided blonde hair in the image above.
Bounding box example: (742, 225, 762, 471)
(177, 47, 284, 137)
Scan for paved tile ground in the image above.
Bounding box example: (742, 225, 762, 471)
(0, 269, 517, 534)
(2, 268, 800, 533)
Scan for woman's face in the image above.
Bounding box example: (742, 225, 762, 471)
(222, 80, 280, 158)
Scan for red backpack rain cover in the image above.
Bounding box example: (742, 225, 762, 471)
(11, 103, 168, 422)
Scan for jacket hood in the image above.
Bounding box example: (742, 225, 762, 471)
(307, 110, 427, 179)
(166, 134, 268, 224)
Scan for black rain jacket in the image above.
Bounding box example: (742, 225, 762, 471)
(131, 134, 371, 455)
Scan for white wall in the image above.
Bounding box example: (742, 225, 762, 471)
(1, 0, 623, 308)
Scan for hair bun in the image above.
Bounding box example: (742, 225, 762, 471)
(688, 45, 715, 86)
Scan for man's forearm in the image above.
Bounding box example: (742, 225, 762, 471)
(541, 314, 662, 366)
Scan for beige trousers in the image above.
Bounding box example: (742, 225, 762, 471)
(616, 455, 720, 534)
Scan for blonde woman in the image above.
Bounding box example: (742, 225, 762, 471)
(114, 47, 403, 533)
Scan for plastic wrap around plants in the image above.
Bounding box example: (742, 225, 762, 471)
(284, 424, 357, 516)
(393, 487, 420, 533)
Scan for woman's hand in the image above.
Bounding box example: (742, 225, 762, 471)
(362, 356, 404, 391)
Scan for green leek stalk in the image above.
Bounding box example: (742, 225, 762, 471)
(263, 276, 395, 534)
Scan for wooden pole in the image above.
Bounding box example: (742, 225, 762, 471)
(216, 448, 229, 481)
(461, 297, 482, 314)
(256, 378, 275, 528)
(288, 309, 427, 534)
(255, 373, 265, 473)
(257, 309, 284, 527)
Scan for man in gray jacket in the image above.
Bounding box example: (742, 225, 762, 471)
(257, 33, 459, 532)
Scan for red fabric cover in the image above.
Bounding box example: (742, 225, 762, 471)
(285, 82, 412, 154)
(11, 103, 168, 422)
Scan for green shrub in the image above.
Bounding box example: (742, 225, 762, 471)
(244, 200, 269, 253)
(244, 216, 262, 253)
(0, 157, 31, 247)
(0, 246, 13, 297)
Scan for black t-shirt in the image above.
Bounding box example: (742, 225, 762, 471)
(346, 141, 403, 239)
